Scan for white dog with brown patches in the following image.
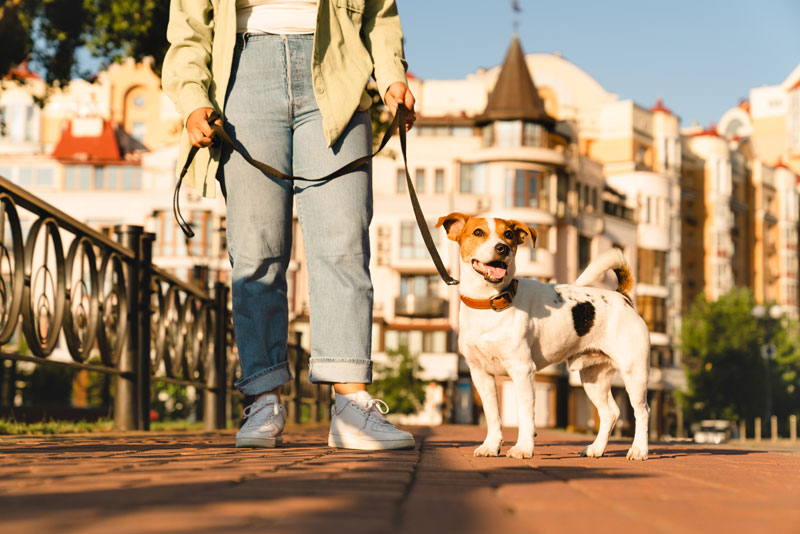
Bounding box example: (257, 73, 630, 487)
(436, 212, 650, 461)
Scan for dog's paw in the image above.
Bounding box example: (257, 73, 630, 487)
(474, 442, 502, 457)
(626, 445, 648, 461)
(506, 444, 533, 459)
(579, 444, 605, 458)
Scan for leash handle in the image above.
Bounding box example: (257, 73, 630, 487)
(173, 105, 459, 285)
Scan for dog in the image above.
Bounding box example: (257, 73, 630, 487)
(436, 212, 650, 460)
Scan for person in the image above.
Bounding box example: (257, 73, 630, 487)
(162, 0, 417, 450)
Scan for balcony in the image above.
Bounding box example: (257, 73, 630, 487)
(395, 295, 447, 318)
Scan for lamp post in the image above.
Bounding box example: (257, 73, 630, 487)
(752, 304, 781, 436)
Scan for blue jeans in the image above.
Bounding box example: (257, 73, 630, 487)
(222, 33, 374, 395)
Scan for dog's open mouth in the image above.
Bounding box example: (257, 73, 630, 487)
(472, 259, 508, 283)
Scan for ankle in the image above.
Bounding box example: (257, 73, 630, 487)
(333, 383, 368, 395)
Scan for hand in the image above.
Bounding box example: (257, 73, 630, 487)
(384, 82, 416, 131)
(186, 107, 221, 148)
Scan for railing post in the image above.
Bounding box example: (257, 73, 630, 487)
(205, 282, 228, 430)
(739, 419, 746, 442)
(771, 415, 778, 442)
(293, 331, 303, 424)
(755, 417, 762, 442)
(791, 415, 797, 442)
(139, 233, 155, 431)
(114, 225, 143, 431)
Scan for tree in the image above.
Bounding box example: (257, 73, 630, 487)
(0, 0, 169, 86)
(368, 348, 426, 415)
(680, 287, 800, 426)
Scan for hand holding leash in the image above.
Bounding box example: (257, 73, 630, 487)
(174, 103, 458, 285)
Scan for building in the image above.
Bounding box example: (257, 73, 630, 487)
(1, 39, 798, 435)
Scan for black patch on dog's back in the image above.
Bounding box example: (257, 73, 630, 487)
(571, 302, 595, 337)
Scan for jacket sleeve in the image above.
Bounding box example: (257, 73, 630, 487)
(162, 0, 216, 123)
(360, 0, 409, 102)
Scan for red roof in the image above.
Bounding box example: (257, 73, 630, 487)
(51, 119, 122, 162)
(650, 98, 672, 114)
(790, 79, 800, 91)
(3, 61, 40, 81)
(691, 123, 721, 138)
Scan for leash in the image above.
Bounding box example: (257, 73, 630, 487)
(174, 104, 459, 286)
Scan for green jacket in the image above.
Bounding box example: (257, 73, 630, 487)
(162, 0, 408, 198)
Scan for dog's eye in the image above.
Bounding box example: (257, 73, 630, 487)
(473, 229, 485, 237)
(504, 230, 514, 240)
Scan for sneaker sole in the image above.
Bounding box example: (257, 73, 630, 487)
(328, 432, 415, 450)
(235, 436, 283, 448)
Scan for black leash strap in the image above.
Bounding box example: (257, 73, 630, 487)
(174, 105, 458, 285)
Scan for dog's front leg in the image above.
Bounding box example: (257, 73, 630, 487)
(507, 361, 535, 459)
(468, 365, 503, 456)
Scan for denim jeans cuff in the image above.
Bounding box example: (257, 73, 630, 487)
(235, 361, 292, 395)
(308, 357, 372, 384)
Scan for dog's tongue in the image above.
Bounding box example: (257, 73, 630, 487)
(486, 263, 507, 280)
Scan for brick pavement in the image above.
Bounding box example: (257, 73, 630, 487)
(0, 425, 798, 534)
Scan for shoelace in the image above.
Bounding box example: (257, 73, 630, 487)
(242, 400, 280, 420)
(366, 398, 392, 425)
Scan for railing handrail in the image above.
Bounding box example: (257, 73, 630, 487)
(0, 175, 134, 260)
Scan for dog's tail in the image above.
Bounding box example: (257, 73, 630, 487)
(574, 248, 634, 301)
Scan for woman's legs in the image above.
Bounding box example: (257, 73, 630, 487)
(224, 34, 296, 397)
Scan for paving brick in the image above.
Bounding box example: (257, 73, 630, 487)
(0, 426, 798, 533)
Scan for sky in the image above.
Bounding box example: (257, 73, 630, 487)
(398, 0, 800, 128)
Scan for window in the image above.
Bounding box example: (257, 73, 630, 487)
(37, 168, 53, 186)
(94, 167, 105, 190)
(459, 163, 486, 193)
(434, 169, 445, 194)
(385, 329, 448, 355)
(636, 295, 667, 333)
(131, 121, 146, 142)
(638, 249, 667, 286)
(400, 274, 439, 298)
(400, 220, 438, 259)
(188, 210, 214, 257)
(18, 167, 33, 186)
(396, 168, 406, 193)
(523, 122, 544, 147)
(415, 169, 425, 193)
(507, 169, 547, 210)
(496, 121, 521, 147)
(133, 95, 145, 107)
(578, 235, 591, 271)
(0, 167, 11, 179)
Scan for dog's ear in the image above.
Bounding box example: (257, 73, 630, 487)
(436, 212, 469, 241)
(509, 220, 537, 248)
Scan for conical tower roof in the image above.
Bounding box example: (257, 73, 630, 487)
(477, 35, 554, 127)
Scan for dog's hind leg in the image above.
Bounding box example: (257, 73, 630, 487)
(619, 360, 650, 460)
(468, 366, 503, 457)
(578, 363, 619, 458)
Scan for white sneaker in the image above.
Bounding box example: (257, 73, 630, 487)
(236, 394, 286, 448)
(328, 391, 415, 450)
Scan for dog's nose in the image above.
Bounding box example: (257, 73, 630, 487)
(495, 243, 510, 256)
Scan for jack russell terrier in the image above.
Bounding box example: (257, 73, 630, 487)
(436, 212, 650, 460)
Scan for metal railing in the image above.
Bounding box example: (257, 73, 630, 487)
(0, 175, 330, 429)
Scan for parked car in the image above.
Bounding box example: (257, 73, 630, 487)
(693, 420, 732, 444)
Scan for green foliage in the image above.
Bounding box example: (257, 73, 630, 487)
(0, 418, 114, 435)
(0, 0, 170, 86)
(151, 383, 195, 421)
(680, 287, 800, 424)
(368, 348, 426, 415)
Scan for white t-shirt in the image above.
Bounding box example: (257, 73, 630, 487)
(236, 0, 318, 35)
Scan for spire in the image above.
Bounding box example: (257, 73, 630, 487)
(477, 34, 554, 127)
